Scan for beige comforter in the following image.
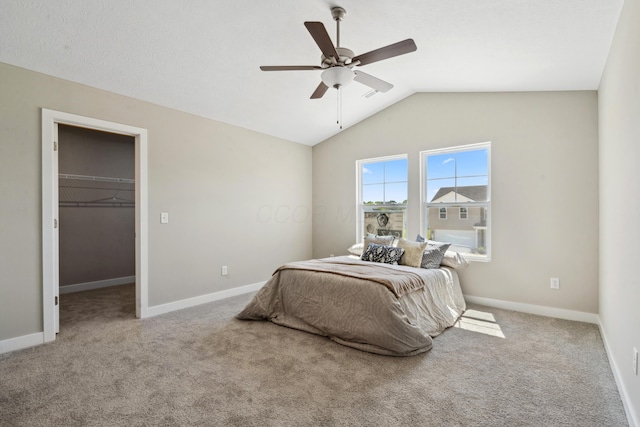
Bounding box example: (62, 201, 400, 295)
(236, 256, 466, 356)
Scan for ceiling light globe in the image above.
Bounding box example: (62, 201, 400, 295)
(321, 67, 354, 89)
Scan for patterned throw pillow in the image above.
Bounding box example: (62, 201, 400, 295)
(361, 243, 405, 265)
(420, 241, 452, 269)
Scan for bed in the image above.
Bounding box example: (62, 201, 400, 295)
(236, 255, 466, 356)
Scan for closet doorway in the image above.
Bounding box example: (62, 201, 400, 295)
(58, 124, 135, 306)
(42, 109, 148, 343)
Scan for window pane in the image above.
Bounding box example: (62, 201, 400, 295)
(425, 206, 488, 256)
(426, 153, 456, 179)
(363, 209, 406, 238)
(384, 159, 408, 183)
(359, 156, 408, 241)
(362, 162, 384, 185)
(427, 178, 455, 203)
(422, 143, 491, 261)
(456, 177, 488, 201)
(456, 149, 488, 178)
(362, 184, 384, 204)
(385, 182, 407, 204)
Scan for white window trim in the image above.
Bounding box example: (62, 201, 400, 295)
(356, 154, 408, 243)
(419, 142, 491, 262)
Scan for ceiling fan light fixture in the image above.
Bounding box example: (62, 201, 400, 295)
(321, 66, 354, 89)
(259, 5, 417, 129)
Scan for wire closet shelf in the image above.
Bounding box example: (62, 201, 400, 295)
(58, 173, 135, 207)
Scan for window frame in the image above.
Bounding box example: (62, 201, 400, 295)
(356, 154, 408, 243)
(420, 142, 491, 262)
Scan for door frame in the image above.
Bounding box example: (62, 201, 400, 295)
(42, 109, 149, 342)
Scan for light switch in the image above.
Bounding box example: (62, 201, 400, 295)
(160, 212, 169, 224)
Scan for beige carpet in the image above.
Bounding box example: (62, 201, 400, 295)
(0, 284, 628, 426)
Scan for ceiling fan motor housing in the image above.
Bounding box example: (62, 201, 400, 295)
(321, 47, 354, 68)
(331, 7, 346, 21)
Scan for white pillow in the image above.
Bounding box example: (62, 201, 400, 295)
(364, 234, 395, 250)
(348, 243, 364, 256)
(440, 250, 469, 269)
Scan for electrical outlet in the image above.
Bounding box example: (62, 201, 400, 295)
(550, 277, 560, 289)
(634, 347, 638, 375)
(221, 266, 228, 276)
(160, 212, 169, 224)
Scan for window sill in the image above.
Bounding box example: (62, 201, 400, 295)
(462, 254, 491, 263)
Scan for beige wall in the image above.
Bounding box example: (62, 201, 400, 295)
(313, 91, 599, 313)
(598, 0, 640, 422)
(59, 207, 135, 286)
(0, 62, 312, 341)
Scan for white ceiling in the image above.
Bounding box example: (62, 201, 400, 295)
(0, 0, 624, 146)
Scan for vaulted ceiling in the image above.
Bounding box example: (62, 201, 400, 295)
(0, 0, 624, 145)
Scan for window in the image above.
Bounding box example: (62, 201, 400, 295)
(421, 143, 491, 261)
(459, 207, 468, 220)
(357, 155, 408, 242)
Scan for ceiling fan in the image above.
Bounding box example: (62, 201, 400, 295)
(260, 7, 417, 99)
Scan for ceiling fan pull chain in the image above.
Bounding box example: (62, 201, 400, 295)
(336, 86, 340, 126)
(338, 86, 343, 130)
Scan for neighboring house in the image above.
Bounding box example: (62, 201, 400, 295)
(427, 185, 487, 254)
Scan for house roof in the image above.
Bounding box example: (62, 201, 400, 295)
(431, 185, 487, 202)
(0, 1, 624, 146)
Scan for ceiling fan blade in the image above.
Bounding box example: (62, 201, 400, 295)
(352, 39, 417, 66)
(260, 65, 322, 71)
(310, 81, 329, 99)
(304, 21, 339, 60)
(353, 71, 393, 93)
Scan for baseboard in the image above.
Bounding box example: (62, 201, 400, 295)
(1, 281, 264, 355)
(0, 332, 44, 355)
(463, 295, 599, 324)
(59, 276, 136, 294)
(146, 281, 265, 318)
(597, 317, 639, 427)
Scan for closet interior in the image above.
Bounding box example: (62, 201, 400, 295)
(57, 124, 136, 297)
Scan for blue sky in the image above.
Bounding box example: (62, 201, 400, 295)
(426, 148, 488, 201)
(362, 149, 488, 204)
(362, 158, 407, 203)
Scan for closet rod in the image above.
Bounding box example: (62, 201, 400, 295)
(58, 173, 135, 184)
